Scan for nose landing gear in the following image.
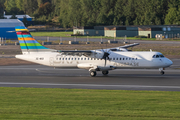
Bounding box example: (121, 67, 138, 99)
(159, 68, 165, 75)
(160, 71, 164, 75)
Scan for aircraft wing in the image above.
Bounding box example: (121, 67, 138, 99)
(103, 43, 139, 51)
(118, 43, 139, 48)
(57, 43, 139, 58)
(58, 50, 92, 56)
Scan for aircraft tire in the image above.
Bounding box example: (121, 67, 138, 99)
(160, 71, 164, 75)
(102, 71, 109, 75)
(90, 71, 97, 77)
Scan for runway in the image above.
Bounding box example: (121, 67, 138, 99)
(0, 65, 180, 91)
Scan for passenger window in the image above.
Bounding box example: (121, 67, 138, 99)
(84, 58, 86, 60)
(132, 58, 134, 60)
(72, 58, 73, 60)
(116, 58, 118, 60)
(68, 58, 70, 60)
(59, 58, 61, 60)
(113, 58, 115, 60)
(123, 58, 124, 60)
(78, 58, 80, 60)
(62, 58, 64, 60)
(120, 58, 121, 60)
(75, 58, 76, 60)
(65, 58, 67, 60)
(126, 58, 128, 60)
(129, 58, 131, 60)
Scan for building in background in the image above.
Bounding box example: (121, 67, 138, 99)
(0, 19, 25, 39)
(73, 25, 180, 38)
(3, 12, 33, 26)
(4, 14, 32, 22)
(139, 26, 180, 38)
(104, 26, 138, 37)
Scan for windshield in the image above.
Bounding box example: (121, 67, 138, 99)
(153, 54, 164, 58)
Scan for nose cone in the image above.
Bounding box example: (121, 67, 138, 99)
(166, 59, 173, 67)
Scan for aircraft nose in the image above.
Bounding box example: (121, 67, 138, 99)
(166, 59, 173, 66)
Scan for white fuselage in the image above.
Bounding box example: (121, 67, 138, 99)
(16, 51, 173, 70)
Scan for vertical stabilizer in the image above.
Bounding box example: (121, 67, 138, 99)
(15, 26, 54, 54)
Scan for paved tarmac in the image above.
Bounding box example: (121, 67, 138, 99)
(0, 62, 179, 91)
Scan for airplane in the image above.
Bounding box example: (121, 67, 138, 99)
(15, 26, 173, 77)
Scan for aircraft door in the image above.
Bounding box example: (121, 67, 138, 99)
(49, 57, 54, 66)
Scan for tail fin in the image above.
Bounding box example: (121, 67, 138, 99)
(15, 26, 54, 53)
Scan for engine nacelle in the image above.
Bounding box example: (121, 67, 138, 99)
(77, 63, 95, 70)
(77, 63, 116, 71)
(89, 50, 104, 59)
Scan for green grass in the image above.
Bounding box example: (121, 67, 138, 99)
(30, 32, 73, 37)
(0, 87, 180, 120)
(30, 31, 156, 40)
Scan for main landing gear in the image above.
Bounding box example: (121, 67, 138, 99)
(159, 68, 165, 75)
(90, 71, 97, 77)
(102, 71, 109, 75)
(90, 70, 109, 77)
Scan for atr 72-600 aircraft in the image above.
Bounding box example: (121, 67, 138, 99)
(15, 26, 173, 77)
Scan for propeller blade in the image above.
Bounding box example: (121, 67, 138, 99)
(102, 49, 111, 66)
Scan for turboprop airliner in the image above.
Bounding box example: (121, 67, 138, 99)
(15, 26, 173, 77)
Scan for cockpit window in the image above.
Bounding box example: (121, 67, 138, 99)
(153, 54, 165, 58)
(156, 55, 159, 58)
(159, 54, 164, 58)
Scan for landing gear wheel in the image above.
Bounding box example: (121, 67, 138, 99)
(160, 71, 164, 75)
(90, 71, 97, 77)
(102, 71, 109, 75)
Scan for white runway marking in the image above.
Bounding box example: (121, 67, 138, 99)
(0, 82, 180, 89)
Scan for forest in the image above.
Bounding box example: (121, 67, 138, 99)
(0, 0, 180, 27)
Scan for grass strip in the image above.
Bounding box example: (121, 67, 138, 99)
(31, 32, 180, 41)
(0, 87, 180, 120)
(30, 32, 156, 40)
(31, 32, 73, 37)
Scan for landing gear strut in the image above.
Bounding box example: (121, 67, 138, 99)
(102, 71, 109, 75)
(90, 71, 97, 77)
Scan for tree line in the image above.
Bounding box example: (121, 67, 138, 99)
(0, 0, 180, 27)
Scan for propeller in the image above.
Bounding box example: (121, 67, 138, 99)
(102, 49, 111, 66)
